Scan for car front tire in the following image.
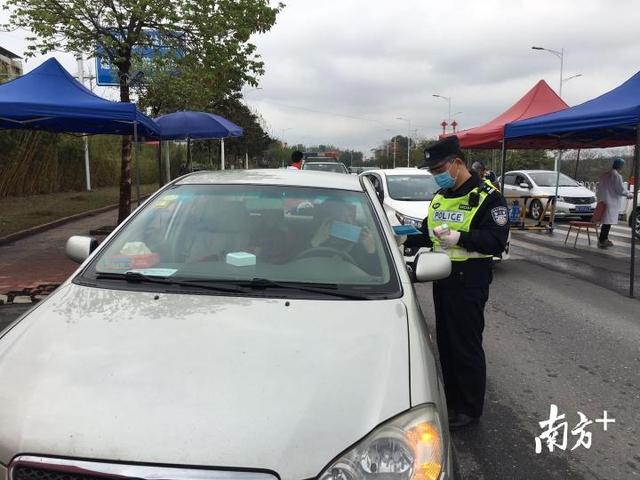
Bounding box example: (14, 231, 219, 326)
(529, 199, 544, 221)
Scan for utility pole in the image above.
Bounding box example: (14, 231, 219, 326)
(393, 137, 397, 168)
(407, 121, 411, 167)
(386, 141, 390, 168)
(77, 55, 91, 191)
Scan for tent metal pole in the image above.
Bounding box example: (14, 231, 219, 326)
(187, 137, 192, 172)
(134, 122, 141, 207)
(221, 138, 226, 170)
(165, 141, 171, 182)
(83, 135, 91, 191)
(157, 140, 163, 188)
(630, 126, 640, 298)
(499, 140, 507, 193)
(550, 150, 563, 232)
(573, 148, 581, 179)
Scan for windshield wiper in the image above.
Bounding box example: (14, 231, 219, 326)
(95, 272, 371, 299)
(95, 271, 249, 294)
(241, 277, 370, 300)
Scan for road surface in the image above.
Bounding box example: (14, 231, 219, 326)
(413, 225, 639, 479)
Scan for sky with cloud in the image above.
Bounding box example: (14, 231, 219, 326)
(3, 0, 640, 154)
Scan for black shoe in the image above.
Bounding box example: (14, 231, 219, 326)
(448, 412, 479, 431)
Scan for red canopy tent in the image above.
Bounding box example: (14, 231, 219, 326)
(454, 80, 568, 149)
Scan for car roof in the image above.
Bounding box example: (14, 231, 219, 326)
(362, 168, 433, 177)
(304, 161, 344, 166)
(175, 169, 363, 191)
(507, 170, 556, 175)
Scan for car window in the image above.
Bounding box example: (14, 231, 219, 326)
(303, 163, 348, 173)
(504, 173, 516, 185)
(81, 185, 399, 298)
(365, 174, 382, 191)
(385, 175, 439, 201)
(515, 175, 528, 186)
(528, 172, 579, 187)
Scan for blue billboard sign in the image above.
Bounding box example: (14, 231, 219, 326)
(95, 30, 182, 87)
(95, 54, 119, 86)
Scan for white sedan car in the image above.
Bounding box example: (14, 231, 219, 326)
(302, 160, 350, 174)
(0, 170, 459, 480)
(502, 170, 597, 220)
(360, 168, 439, 229)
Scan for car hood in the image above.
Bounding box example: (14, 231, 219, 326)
(533, 185, 595, 198)
(0, 283, 410, 480)
(385, 198, 430, 221)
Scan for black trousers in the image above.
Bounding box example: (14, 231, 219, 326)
(599, 224, 612, 243)
(433, 259, 491, 418)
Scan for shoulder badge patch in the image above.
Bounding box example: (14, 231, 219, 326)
(491, 206, 509, 226)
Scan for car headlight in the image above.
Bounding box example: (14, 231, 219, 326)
(590, 196, 597, 204)
(319, 405, 445, 480)
(395, 212, 423, 229)
(556, 196, 565, 202)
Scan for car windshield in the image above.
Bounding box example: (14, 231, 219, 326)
(303, 163, 348, 173)
(529, 172, 579, 187)
(81, 184, 399, 298)
(386, 175, 439, 201)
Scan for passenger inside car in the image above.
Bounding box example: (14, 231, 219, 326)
(184, 199, 250, 263)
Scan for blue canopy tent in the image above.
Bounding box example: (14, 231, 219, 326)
(0, 57, 160, 197)
(503, 70, 640, 296)
(155, 110, 243, 173)
(0, 58, 158, 137)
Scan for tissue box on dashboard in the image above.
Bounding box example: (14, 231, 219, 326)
(226, 251, 257, 267)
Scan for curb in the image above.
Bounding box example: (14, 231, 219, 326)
(0, 194, 152, 247)
(0, 283, 59, 305)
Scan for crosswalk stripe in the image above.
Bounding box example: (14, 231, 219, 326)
(551, 224, 632, 242)
(509, 238, 581, 259)
(511, 234, 633, 259)
(552, 223, 631, 234)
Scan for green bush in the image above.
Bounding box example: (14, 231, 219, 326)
(0, 131, 166, 197)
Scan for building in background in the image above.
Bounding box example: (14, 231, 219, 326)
(0, 46, 23, 81)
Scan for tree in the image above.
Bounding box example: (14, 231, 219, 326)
(213, 98, 273, 166)
(5, 0, 282, 222)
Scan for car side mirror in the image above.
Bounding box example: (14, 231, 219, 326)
(66, 235, 99, 264)
(519, 182, 531, 189)
(414, 252, 451, 282)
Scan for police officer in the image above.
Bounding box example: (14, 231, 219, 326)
(407, 135, 509, 430)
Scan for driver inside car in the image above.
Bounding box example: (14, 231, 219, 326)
(308, 199, 380, 275)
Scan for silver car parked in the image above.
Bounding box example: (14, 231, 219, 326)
(0, 170, 458, 480)
(502, 170, 597, 220)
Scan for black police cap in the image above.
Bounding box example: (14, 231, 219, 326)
(422, 136, 462, 168)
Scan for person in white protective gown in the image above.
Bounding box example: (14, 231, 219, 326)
(597, 158, 633, 248)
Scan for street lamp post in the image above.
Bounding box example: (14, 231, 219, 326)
(531, 46, 564, 98)
(396, 117, 411, 167)
(562, 73, 583, 86)
(393, 136, 397, 168)
(280, 127, 292, 167)
(385, 141, 390, 168)
(531, 46, 575, 229)
(433, 94, 452, 125)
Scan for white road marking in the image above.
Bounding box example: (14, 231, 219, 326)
(509, 238, 581, 259)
